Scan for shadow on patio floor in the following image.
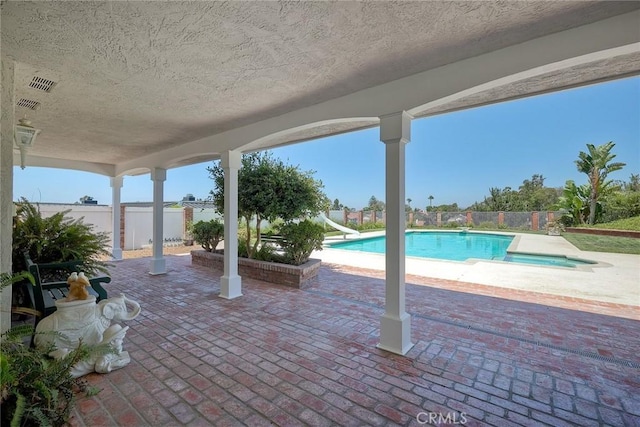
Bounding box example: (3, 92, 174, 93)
(67, 255, 639, 426)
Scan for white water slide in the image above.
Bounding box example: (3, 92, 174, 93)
(320, 214, 360, 237)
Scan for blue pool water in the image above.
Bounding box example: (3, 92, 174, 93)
(328, 231, 594, 268)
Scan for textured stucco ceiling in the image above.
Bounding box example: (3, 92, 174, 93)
(414, 53, 640, 118)
(1, 1, 639, 172)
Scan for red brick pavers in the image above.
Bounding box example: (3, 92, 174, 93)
(70, 255, 640, 426)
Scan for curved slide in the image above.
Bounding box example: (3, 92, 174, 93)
(320, 214, 360, 237)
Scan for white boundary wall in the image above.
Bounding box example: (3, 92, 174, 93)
(124, 207, 184, 250)
(193, 208, 221, 223)
(37, 204, 113, 246)
(31, 204, 189, 251)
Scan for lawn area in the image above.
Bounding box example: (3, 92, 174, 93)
(562, 232, 640, 254)
(585, 216, 640, 231)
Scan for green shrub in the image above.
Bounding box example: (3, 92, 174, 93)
(278, 220, 325, 265)
(253, 243, 277, 262)
(0, 332, 99, 427)
(190, 219, 224, 252)
(12, 199, 110, 276)
(442, 222, 461, 229)
(355, 222, 385, 231)
(237, 238, 249, 258)
(477, 221, 496, 229)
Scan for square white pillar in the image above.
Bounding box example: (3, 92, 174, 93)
(378, 111, 414, 355)
(110, 176, 123, 260)
(149, 168, 166, 275)
(220, 151, 242, 299)
(0, 59, 15, 333)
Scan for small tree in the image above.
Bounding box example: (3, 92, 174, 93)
(190, 220, 224, 252)
(208, 152, 327, 258)
(366, 195, 385, 212)
(575, 142, 626, 225)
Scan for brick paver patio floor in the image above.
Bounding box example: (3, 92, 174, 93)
(69, 255, 639, 426)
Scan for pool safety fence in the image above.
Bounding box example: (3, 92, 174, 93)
(328, 209, 561, 231)
(29, 203, 562, 252)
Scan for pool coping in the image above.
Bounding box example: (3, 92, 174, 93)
(318, 231, 639, 307)
(323, 229, 610, 271)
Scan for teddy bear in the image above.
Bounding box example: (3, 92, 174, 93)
(66, 272, 91, 302)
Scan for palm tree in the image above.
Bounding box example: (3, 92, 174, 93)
(575, 141, 625, 225)
(428, 195, 434, 211)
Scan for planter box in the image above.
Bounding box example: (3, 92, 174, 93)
(191, 250, 321, 289)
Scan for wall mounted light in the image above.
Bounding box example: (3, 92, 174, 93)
(14, 118, 41, 169)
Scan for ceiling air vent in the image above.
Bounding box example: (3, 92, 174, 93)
(29, 76, 57, 92)
(17, 98, 41, 110)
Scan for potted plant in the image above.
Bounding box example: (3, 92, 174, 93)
(546, 221, 564, 236)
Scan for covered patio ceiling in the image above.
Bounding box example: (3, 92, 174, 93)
(2, 1, 639, 176)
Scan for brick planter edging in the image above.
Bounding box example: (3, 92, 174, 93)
(565, 227, 640, 239)
(191, 250, 321, 289)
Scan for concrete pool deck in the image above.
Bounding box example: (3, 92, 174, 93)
(319, 231, 640, 310)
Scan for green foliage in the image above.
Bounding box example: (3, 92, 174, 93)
(237, 238, 249, 258)
(278, 220, 325, 265)
(575, 141, 626, 225)
(583, 215, 640, 231)
(599, 174, 640, 223)
(1, 272, 98, 427)
(477, 221, 497, 229)
(0, 331, 97, 427)
(442, 221, 462, 229)
(355, 222, 386, 231)
(468, 174, 560, 212)
(364, 195, 385, 212)
(12, 199, 111, 276)
(0, 271, 35, 289)
(554, 180, 591, 226)
(253, 243, 281, 262)
(208, 152, 328, 258)
(190, 219, 224, 252)
(431, 203, 460, 212)
(623, 173, 640, 192)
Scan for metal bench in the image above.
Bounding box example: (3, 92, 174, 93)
(23, 251, 111, 326)
(259, 233, 286, 247)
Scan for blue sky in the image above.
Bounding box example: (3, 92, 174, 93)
(13, 76, 639, 210)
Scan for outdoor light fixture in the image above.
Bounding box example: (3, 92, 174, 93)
(14, 118, 41, 169)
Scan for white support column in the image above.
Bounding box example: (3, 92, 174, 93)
(110, 176, 123, 260)
(220, 150, 242, 299)
(0, 58, 15, 333)
(378, 111, 414, 355)
(149, 168, 166, 275)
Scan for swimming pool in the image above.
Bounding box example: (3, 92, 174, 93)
(327, 231, 595, 268)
